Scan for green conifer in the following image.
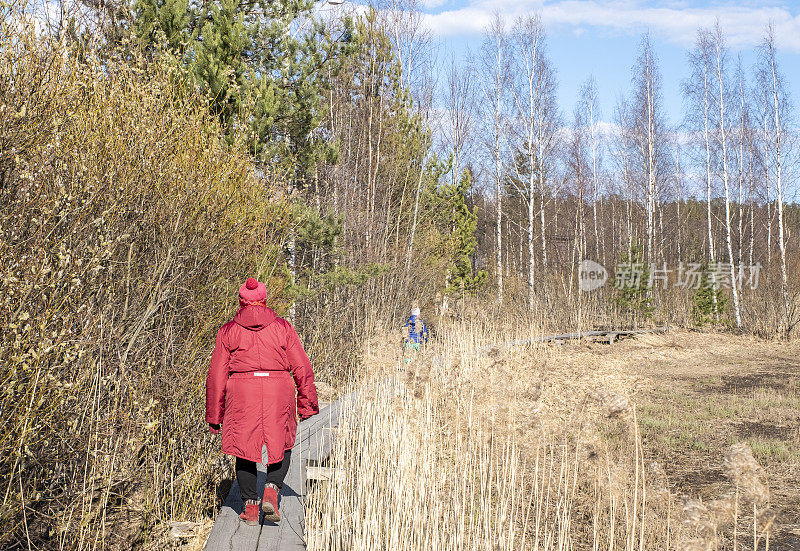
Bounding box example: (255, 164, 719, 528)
(442, 169, 487, 294)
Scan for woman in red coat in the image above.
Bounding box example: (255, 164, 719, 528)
(206, 278, 319, 524)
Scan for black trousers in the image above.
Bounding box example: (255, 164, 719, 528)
(236, 450, 292, 502)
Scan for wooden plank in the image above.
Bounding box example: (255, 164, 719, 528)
(533, 327, 668, 343)
(305, 466, 337, 482)
(272, 447, 307, 551)
(299, 391, 358, 465)
(203, 510, 241, 550)
(257, 424, 308, 551)
(302, 397, 344, 434)
(229, 514, 262, 550)
(204, 479, 260, 551)
(301, 403, 341, 465)
(304, 429, 335, 465)
(478, 327, 668, 355)
(205, 391, 359, 551)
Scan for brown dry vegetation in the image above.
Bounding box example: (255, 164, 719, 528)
(625, 331, 800, 549)
(307, 323, 653, 550)
(4, 7, 800, 551)
(304, 324, 797, 551)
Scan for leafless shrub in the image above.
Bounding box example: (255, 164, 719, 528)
(677, 443, 775, 551)
(589, 387, 631, 418)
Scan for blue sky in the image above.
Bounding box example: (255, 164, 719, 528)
(412, 0, 800, 125)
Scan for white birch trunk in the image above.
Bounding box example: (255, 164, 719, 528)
(540, 186, 547, 268)
(528, 191, 535, 306)
(590, 99, 601, 261)
(768, 37, 791, 334)
(714, 34, 742, 328)
(702, 65, 716, 264)
(494, 30, 505, 305)
(645, 53, 656, 266)
(737, 66, 746, 282)
(675, 140, 682, 260)
(763, 98, 772, 264)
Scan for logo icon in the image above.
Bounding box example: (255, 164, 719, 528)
(578, 259, 608, 292)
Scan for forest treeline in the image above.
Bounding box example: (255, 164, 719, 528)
(1, 0, 798, 547)
(124, 0, 800, 341)
(469, 16, 798, 336)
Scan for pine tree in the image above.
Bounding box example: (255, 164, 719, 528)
(691, 266, 728, 327)
(131, 0, 353, 183)
(442, 169, 487, 294)
(613, 245, 654, 321)
(191, 0, 249, 132)
(132, 0, 191, 51)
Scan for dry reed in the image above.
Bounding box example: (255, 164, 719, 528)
(304, 323, 660, 550)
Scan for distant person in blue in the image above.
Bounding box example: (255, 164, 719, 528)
(404, 307, 429, 354)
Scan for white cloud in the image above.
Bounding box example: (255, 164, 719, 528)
(421, 1, 800, 53)
(421, 0, 450, 9)
(422, 6, 494, 36)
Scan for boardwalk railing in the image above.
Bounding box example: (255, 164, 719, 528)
(204, 393, 357, 551)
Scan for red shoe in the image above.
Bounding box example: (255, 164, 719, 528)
(262, 483, 281, 522)
(239, 499, 260, 525)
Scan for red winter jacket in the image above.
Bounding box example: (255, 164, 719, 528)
(205, 305, 319, 464)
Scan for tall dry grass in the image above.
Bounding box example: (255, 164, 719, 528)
(2, 11, 787, 551)
(305, 323, 651, 550)
(305, 320, 778, 550)
(1, 20, 290, 549)
(471, 261, 800, 338)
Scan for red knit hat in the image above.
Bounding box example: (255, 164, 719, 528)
(239, 278, 267, 304)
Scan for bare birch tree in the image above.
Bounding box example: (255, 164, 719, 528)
(758, 23, 794, 335)
(686, 28, 719, 317)
(376, 0, 435, 109)
(614, 95, 636, 253)
(444, 56, 475, 188)
(631, 33, 663, 265)
(478, 14, 509, 305)
(674, 135, 683, 261)
(508, 13, 559, 307)
(578, 76, 602, 261)
(761, 87, 773, 264)
(710, 23, 742, 327)
(735, 55, 746, 276)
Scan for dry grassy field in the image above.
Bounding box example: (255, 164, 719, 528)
(622, 331, 800, 549)
(302, 326, 800, 551)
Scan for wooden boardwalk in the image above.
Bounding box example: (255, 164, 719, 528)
(204, 394, 354, 551)
(481, 326, 669, 351)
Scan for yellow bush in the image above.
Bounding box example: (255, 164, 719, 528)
(0, 26, 289, 548)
